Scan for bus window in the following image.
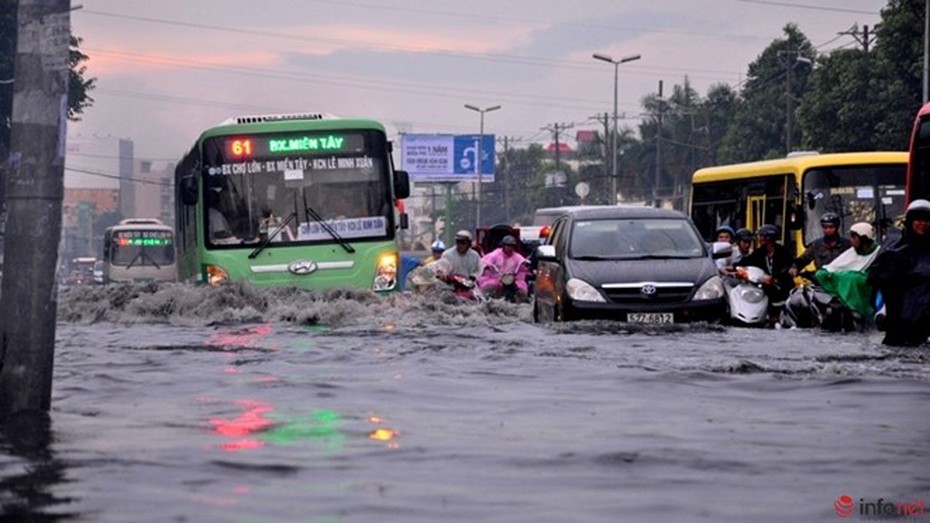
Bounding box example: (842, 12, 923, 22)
(803, 164, 906, 245)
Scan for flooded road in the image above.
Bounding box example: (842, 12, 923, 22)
(2, 283, 928, 522)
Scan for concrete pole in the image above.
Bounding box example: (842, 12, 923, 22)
(0, 0, 71, 417)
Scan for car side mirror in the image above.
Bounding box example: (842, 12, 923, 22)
(711, 241, 732, 259)
(536, 244, 556, 261)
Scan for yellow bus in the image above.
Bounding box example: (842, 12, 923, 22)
(689, 151, 908, 257)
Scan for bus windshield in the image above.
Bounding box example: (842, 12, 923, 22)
(109, 230, 176, 267)
(802, 164, 906, 245)
(201, 130, 391, 249)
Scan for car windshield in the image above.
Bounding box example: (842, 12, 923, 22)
(570, 218, 705, 259)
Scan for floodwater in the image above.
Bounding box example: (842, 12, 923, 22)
(1, 282, 928, 522)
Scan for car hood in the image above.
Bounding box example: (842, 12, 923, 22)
(567, 256, 717, 287)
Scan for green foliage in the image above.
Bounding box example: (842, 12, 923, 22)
(0, 0, 95, 156)
(718, 24, 816, 163)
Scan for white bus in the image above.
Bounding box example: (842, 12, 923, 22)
(102, 219, 178, 283)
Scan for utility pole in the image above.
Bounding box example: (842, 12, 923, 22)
(840, 23, 877, 54)
(0, 0, 71, 417)
(653, 80, 663, 208)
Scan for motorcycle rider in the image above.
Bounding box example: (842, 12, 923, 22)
(788, 212, 851, 278)
(812, 222, 880, 330)
(736, 224, 795, 315)
(714, 225, 736, 273)
(867, 199, 930, 346)
(437, 230, 482, 284)
(720, 227, 754, 274)
(478, 235, 530, 301)
(423, 240, 446, 265)
(731, 228, 754, 265)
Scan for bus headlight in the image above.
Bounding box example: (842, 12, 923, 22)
(206, 264, 230, 286)
(372, 253, 397, 292)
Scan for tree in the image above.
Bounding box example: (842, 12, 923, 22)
(0, 0, 96, 157)
(796, 49, 884, 152)
(872, 0, 925, 149)
(717, 24, 816, 163)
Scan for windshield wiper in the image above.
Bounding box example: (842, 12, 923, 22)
(248, 212, 298, 259)
(126, 248, 163, 269)
(303, 196, 356, 254)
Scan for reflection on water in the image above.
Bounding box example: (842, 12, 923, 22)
(0, 282, 926, 522)
(0, 414, 76, 521)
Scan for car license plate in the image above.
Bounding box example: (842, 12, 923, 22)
(627, 312, 674, 324)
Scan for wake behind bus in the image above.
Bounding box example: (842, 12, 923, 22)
(102, 218, 178, 283)
(690, 151, 908, 258)
(174, 113, 410, 291)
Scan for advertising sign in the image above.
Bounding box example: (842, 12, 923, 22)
(401, 134, 495, 183)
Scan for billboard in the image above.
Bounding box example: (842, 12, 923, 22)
(400, 134, 495, 183)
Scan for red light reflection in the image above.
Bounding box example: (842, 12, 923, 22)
(210, 399, 274, 452)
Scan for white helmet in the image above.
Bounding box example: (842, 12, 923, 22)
(454, 230, 473, 242)
(848, 222, 874, 240)
(907, 199, 930, 213)
(431, 240, 446, 252)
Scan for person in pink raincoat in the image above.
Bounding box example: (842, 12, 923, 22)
(478, 235, 530, 301)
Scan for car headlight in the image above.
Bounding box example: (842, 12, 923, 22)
(566, 278, 606, 303)
(693, 275, 725, 301)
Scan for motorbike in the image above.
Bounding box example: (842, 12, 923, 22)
(723, 266, 769, 326)
(406, 259, 485, 302)
(479, 262, 530, 303)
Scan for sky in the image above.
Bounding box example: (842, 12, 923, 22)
(66, 0, 889, 164)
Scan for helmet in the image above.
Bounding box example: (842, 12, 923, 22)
(820, 212, 840, 227)
(757, 224, 779, 239)
(907, 199, 930, 214)
(431, 240, 446, 252)
(735, 228, 754, 242)
(848, 222, 874, 240)
(454, 230, 473, 242)
(715, 225, 735, 237)
(500, 235, 518, 246)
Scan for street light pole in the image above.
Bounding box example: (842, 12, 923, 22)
(464, 103, 501, 228)
(593, 52, 640, 205)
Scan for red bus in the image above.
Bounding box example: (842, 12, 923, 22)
(906, 102, 930, 204)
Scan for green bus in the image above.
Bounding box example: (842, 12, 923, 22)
(174, 113, 410, 291)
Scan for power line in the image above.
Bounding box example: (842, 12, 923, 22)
(65, 166, 173, 187)
(732, 0, 878, 15)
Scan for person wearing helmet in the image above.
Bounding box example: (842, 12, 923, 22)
(789, 212, 851, 278)
(715, 225, 735, 244)
(436, 229, 482, 284)
(732, 228, 755, 265)
(477, 235, 530, 302)
(806, 222, 881, 331)
(422, 239, 446, 266)
(735, 224, 795, 316)
(867, 199, 930, 345)
(713, 225, 736, 274)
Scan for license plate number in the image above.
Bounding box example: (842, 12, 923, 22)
(627, 312, 674, 324)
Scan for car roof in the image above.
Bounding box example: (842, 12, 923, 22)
(560, 205, 687, 220)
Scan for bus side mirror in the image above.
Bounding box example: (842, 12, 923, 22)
(394, 170, 410, 199)
(180, 175, 198, 206)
